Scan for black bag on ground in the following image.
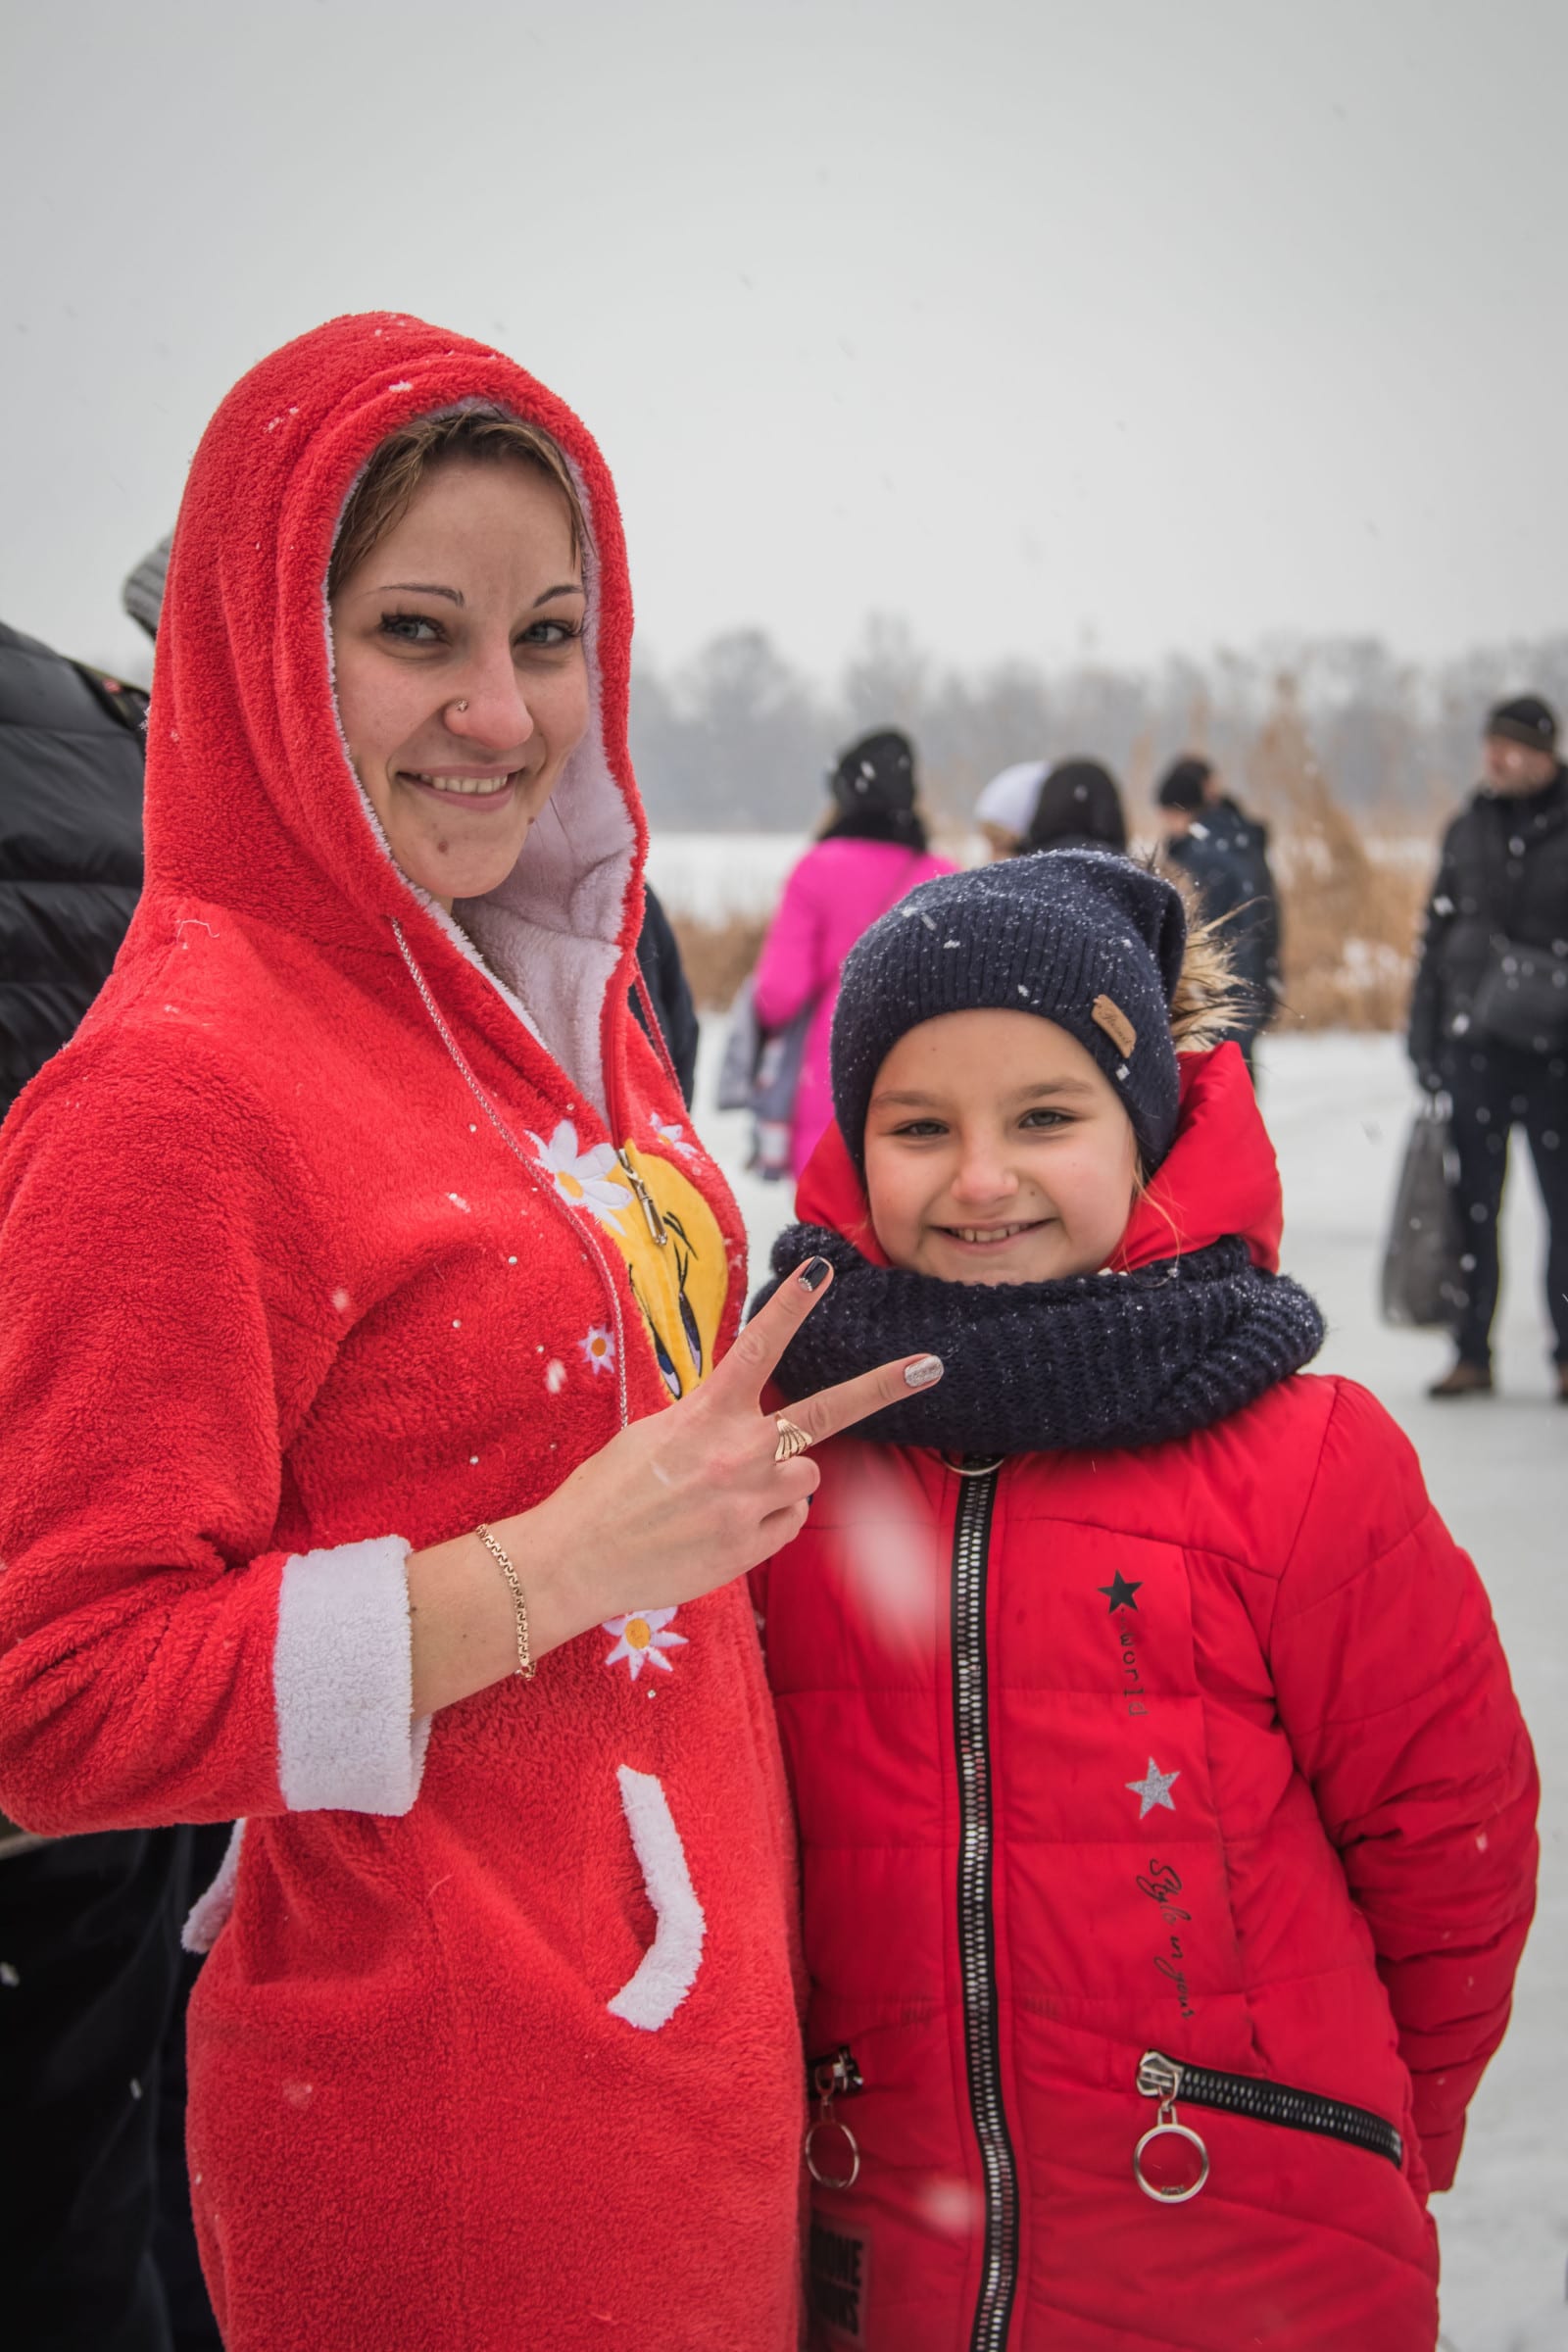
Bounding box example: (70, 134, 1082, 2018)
(1380, 1099, 1468, 1329)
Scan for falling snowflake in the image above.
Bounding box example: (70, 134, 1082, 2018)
(579, 1325, 616, 1375)
(524, 1120, 632, 1228)
(602, 1608, 688, 1681)
(545, 1358, 567, 1395)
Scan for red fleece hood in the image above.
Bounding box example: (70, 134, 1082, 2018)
(137, 312, 643, 1114)
(794, 1040, 1285, 1274)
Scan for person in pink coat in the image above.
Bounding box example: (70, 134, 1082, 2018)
(752, 729, 954, 1177)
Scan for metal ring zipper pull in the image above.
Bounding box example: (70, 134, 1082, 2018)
(805, 2048, 863, 2190)
(1134, 2051, 1209, 2204)
(1133, 2115, 1210, 2204)
(940, 1452, 1004, 1478)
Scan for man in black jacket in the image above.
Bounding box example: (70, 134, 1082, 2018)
(0, 621, 144, 1102)
(1408, 695, 1568, 1399)
(1154, 755, 1282, 1075)
(0, 614, 220, 2352)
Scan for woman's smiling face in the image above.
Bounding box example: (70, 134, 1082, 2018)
(862, 1008, 1141, 1284)
(329, 454, 589, 908)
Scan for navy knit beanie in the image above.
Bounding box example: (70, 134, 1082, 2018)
(831, 849, 1188, 1171)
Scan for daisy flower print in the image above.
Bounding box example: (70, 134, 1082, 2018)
(603, 1608, 688, 1681)
(524, 1121, 632, 1229)
(579, 1325, 616, 1375)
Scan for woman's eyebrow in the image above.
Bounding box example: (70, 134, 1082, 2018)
(533, 582, 585, 606)
(379, 580, 464, 605)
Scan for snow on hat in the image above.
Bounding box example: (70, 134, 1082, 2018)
(122, 534, 174, 641)
(973, 760, 1049, 840)
(830, 849, 1188, 1172)
(1484, 695, 1558, 753)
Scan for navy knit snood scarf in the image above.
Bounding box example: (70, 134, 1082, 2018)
(753, 1225, 1326, 1455)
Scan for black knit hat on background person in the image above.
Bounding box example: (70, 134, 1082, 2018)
(1484, 695, 1558, 754)
(830, 727, 916, 814)
(830, 850, 1188, 1173)
(822, 726, 926, 849)
(1154, 755, 1213, 812)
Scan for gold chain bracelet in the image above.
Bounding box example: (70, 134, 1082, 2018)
(474, 1523, 536, 1681)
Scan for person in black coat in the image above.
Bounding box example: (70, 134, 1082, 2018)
(1408, 695, 1568, 1399)
(630, 883, 700, 1106)
(0, 622, 145, 1106)
(0, 612, 226, 2352)
(1154, 755, 1281, 1076)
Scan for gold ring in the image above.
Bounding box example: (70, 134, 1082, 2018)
(773, 1415, 813, 1463)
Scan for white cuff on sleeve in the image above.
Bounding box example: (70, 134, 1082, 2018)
(273, 1537, 429, 1815)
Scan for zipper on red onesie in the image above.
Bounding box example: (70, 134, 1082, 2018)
(947, 1454, 1019, 2352)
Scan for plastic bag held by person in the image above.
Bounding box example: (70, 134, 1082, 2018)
(1381, 1099, 1469, 1329)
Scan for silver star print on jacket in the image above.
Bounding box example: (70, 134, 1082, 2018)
(1126, 1757, 1181, 1818)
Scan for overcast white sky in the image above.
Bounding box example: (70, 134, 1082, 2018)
(4, 0, 1565, 685)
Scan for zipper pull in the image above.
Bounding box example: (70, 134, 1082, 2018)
(806, 2046, 863, 2190)
(1133, 2050, 1208, 2205)
(615, 1147, 668, 1246)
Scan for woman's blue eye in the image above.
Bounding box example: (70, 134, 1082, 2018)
(379, 612, 442, 644)
(519, 618, 581, 649)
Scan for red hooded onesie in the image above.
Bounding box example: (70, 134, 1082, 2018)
(0, 316, 802, 2349)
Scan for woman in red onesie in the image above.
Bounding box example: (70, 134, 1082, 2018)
(0, 314, 939, 2351)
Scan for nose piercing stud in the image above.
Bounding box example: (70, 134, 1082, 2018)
(452, 699, 468, 714)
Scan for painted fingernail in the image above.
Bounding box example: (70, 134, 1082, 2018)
(905, 1354, 944, 1389)
(798, 1256, 832, 1293)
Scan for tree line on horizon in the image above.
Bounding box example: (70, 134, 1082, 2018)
(629, 615, 1568, 836)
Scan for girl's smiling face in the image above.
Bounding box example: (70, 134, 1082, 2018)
(329, 454, 589, 909)
(862, 1008, 1141, 1285)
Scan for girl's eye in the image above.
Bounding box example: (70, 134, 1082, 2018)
(378, 611, 444, 646)
(1019, 1108, 1069, 1130)
(891, 1118, 948, 1139)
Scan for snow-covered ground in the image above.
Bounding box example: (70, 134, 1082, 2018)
(691, 1022, 1565, 2352)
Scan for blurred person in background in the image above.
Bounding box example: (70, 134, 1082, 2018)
(972, 758, 1048, 858)
(1408, 694, 1568, 1400)
(752, 727, 953, 1179)
(1022, 755, 1128, 855)
(0, 596, 220, 2351)
(1155, 753, 1281, 1076)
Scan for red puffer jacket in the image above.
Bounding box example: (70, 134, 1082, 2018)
(754, 1053, 1538, 2352)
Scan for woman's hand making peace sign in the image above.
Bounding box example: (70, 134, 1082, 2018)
(406, 1257, 942, 1715)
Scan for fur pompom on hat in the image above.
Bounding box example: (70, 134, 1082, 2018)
(830, 849, 1188, 1170)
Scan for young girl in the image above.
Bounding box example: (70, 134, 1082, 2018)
(752, 851, 1538, 2352)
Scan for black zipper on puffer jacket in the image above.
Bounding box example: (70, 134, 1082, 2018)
(950, 1459, 1019, 2352)
(1137, 2050, 1403, 2168)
